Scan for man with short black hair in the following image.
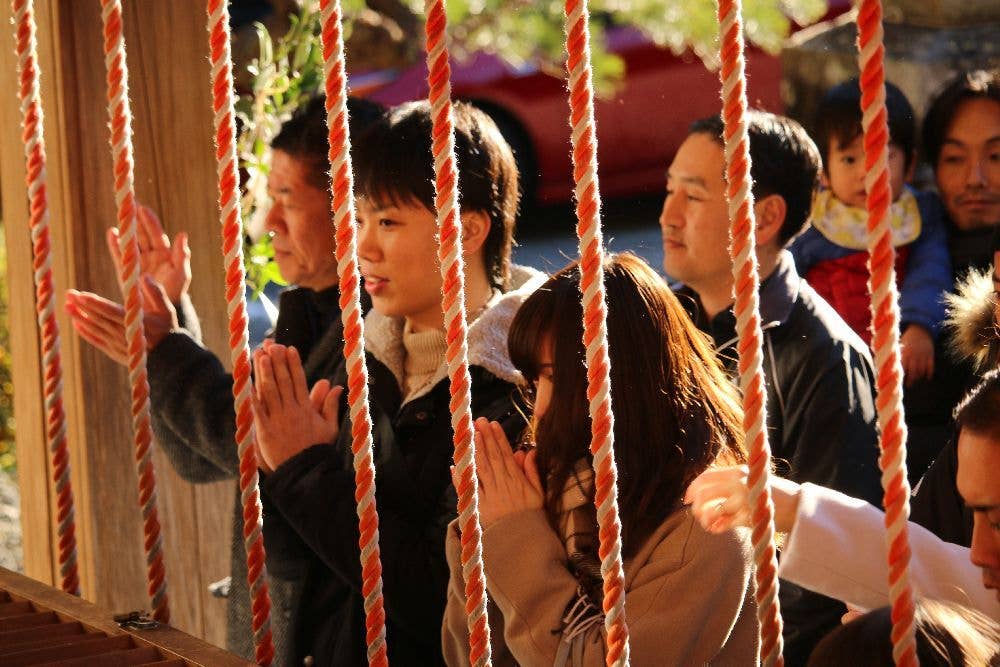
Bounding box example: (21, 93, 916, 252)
(660, 110, 884, 664)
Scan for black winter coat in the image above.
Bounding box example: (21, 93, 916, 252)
(262, 359, 524, 666)
(677, 251, 883, 667)
(147, 285, 357, 665)
(260, 268, 543, 666)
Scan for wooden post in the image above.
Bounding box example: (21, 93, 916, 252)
(0, 0, 234, 648)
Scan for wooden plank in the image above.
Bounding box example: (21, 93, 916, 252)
(121, 2, 233, 641)
(1, 567, 251, 666)
(0, 629, 99, 655)
(6, 634, 134, 666)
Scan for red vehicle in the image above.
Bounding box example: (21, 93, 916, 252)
(352, 6, 847, 205)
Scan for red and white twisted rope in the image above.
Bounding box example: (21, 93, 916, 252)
(205, 1, 275, 663)
(856, 2, 918, 664)
(716, 0, 784, 663)
(319, 1, 389, 664)
(424, 2, 492, 665)
(99, 0, 169, 624)
(563, 1, 630, 664)
(12, 0, 79, 597)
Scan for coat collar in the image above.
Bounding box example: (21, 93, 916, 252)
(362, 265, 547, 403)
(678, 250, 800, 353)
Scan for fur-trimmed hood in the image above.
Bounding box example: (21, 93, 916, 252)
(945, 266, 999, 372)
(362, 264, 547, 402)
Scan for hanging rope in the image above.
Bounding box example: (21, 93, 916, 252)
(856, 2, 918, 664)
(98, 0, 169, 624)
(715, 1, 785, 664)
(11, 0, 79, 597)
(318, 1, 389, 664)
(424, 2, 493, 665)
(205, 1, 275, 663)
(562, 1, 631, 665)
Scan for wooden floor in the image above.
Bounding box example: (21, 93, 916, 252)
(0, 568, 251, 666)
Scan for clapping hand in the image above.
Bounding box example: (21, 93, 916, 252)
(251, 343, 342, 473)
(685, 465, 801, 535)
(106, 205, 191, 304)
(66, 275, 178, 366)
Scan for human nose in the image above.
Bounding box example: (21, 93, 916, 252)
(264, 200, 285, 235)
(966, 155, 988, 188)
(659, 192, 684, 230)
(356, 218, 379, 261)
(969, 515, 1000, 570)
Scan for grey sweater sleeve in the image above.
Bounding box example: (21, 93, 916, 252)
(146, 326, 240, 483)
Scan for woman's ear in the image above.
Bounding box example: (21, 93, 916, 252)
(460, 209, 491, 256)
(753, 193, 787, 249)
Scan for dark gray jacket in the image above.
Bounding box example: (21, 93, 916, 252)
(677, 251, 883, 666)
(147, 285, 355, 665)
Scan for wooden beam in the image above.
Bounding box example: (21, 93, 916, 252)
(0, 0, 234, 646)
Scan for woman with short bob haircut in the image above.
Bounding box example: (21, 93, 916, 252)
(442, 253, 760, 666)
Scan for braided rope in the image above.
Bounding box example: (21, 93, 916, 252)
(716, 1, 784, 663)
(562, 1, 630, 664)
(424, 2, 492, 665)
(205, 1, 275, 663)
(99, 0, 169, 623)
(11, 0, 79, 597)
(856, 2, 918, 664)
(318, 2, 389, 664)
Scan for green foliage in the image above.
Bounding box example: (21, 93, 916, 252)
(239, 0, 830, 289)
(0, 225, 16, 474)
(399, 0, 828, 89)
(238, 0, 325, 296)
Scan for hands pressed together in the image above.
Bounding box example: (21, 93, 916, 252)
(458, 418, 543, 529)
(250, 342, 342, 474)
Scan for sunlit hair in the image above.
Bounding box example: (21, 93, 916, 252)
(508, 253, 746, 556)
(351, 100, 519, 291)
(807, 599, 1000, 666)
(955, 367, 1000, 442)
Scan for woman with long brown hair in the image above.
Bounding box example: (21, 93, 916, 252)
(442, 253, 759, 665)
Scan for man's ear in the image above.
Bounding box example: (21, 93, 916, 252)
(754, 193, 787, 249)
(460, 210, 491, 256)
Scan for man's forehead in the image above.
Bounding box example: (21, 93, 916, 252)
(957, 430, 1000, 507)
(668, 135, 725, 187)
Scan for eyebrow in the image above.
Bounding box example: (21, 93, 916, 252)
(965, 503, 1000, 513)
(666, 173, 708, 188)
(943, 135, 1000, 148)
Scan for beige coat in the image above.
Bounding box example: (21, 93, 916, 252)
(442, 494, 760, 666)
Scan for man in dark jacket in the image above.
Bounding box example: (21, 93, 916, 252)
(660, 111, 883, 665)
(250, 102, 543, 665)
(65, 96, 384, 665)
(899, 69, 1000, 485)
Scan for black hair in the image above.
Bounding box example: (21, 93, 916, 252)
(690, 111, 821, 247)
(351, 100, 519, 290)
(955, 367, 1000, 442)
(814, 78, 916, 171)
(923, 69, 1000, 167)
(270, 94, 386, 190)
